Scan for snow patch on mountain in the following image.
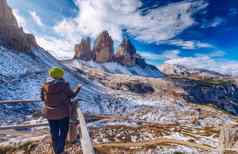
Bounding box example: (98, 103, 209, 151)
(0, 46, 44, 78)
(65, 59, 162, 78)
(159, 63, 229, 78)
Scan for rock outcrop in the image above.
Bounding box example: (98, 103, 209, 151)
(114, 38, 149, 67)
(94, 31, 113, 63)
(74, 37, 94, 61)
(160, 64, 238, 115)
(114, 38, 137, 66)
(73, 31, 160, 75)
(0, 0, 38, 52)
(0, 0, 18, 26)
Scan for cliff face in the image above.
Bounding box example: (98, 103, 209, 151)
(73, 31, 156, 72)
(74, 37, 94, 61)
(114, 38, 137, 66)
(0, 0, 18, 26)
(94, 31, 114, 63)
(0, 0, 38, 52)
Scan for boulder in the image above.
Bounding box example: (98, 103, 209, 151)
(0, 0, 38, 52)
(74, 37, 94, 61)
(94, 31, 113, 63)
(123, 81, 154, 94)
(108, 78, 155, 94)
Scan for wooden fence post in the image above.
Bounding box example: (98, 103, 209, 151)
(219, 124, 238, 154)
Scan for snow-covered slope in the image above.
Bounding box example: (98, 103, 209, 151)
(0, 45, 100, 125)
(63, 59, 162, 78)
(0, 44, 141, 125)
(159, 63, 231, 80)
(0, 46, 79, 100)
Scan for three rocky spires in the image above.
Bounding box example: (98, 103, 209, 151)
(74, 31, 147, 67)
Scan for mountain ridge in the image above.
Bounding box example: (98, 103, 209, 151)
(73, 31, 158, 71)
(0, 0, 38, 52)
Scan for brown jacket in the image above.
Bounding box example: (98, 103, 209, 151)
(41, 78, 77, 120)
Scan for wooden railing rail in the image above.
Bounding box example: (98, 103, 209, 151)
(0, 99, 42, 104)
(0, 123, 48, 130)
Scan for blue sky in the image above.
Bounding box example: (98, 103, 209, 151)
(7, 0, 238, 75)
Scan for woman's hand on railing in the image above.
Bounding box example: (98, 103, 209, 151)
(74, 84, 81, 94)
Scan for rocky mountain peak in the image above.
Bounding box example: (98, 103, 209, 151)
(115, 38, 143, 66)
(94, 30, 113, 63)
(0, 0, 38, 52)
(116, 38, 136, 56)
(73, 31, 159, 73)
(74, 37, 94, 61)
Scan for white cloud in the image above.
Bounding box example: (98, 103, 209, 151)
(38, 0, 208, 59)
(167, 39, 213, 50)
(54, 0, 207, 43)
(164, 56, 238, 76)
(12, 9, 26, 28)
(30, 11, 44, 26)
(140, 50, 180, 61)
(229, 8, 238, 16)
(201, 17, 225, 28)
(36, 36, 74, 59)
(195, 50, 225, 58)
(211, 17, 224, 27)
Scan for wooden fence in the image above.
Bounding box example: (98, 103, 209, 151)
(1, 99, 238, 154)
(219, 124, 238, 154)
(0, 99, 95, 154)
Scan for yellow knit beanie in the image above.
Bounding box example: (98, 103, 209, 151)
(48, 67, 64, 79)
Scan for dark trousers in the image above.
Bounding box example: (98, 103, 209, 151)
(48, 117, 69, 154)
